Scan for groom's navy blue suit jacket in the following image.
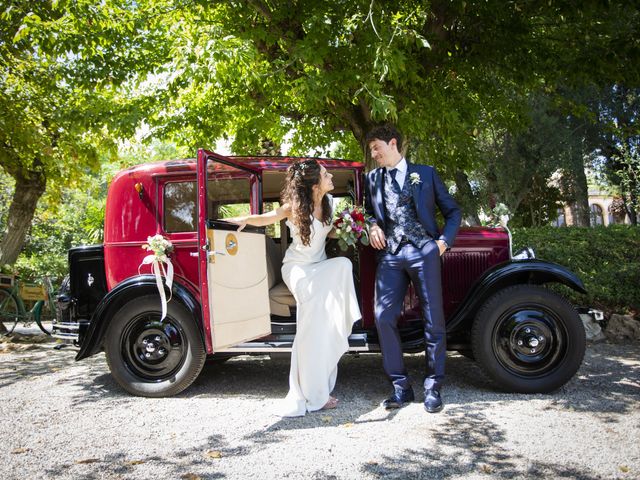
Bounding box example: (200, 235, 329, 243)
(364, 162, 462, 248)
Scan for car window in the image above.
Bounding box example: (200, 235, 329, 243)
(164, 181, 197, 233)
(163, 178, 252, 233)
(208, 177, 251, 220)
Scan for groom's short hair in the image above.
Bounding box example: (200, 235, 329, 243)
(366, 124, 403, 152)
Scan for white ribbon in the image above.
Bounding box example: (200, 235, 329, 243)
(139, 254, 174, 320)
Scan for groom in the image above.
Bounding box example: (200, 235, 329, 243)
(364, 124, 461, 413)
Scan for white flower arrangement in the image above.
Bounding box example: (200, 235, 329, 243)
(480, 203, 511, 227)
(142, 234, 173, 261)
(409, 172, 422, 185)
(492, 203, 511, 227)
(140, 234, 174, 320)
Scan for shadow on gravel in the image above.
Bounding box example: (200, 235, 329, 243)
(553, 342, 640, 418)
(42, 434, 237, 480)
(6, 336, 637, 420)
(443, 342, 640, 419)
(43, 452, 227, 480)
(359, 407, 604, 479)
(0, 341, 73, 389)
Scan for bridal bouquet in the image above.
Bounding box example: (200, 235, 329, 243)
(333, 206, 371, 251)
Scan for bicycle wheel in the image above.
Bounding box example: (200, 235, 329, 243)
(0, 289, 20, 334)
(32, 301, 53, 335)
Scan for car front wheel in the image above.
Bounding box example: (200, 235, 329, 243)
(105, 295, 205, 397)
(471, 285, 586, 393)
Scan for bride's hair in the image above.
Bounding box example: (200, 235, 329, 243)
(281, 159, 331, 247)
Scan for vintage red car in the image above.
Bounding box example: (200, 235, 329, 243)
(55, 149, 587, 397)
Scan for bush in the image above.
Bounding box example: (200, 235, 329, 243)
(512, 225, 640, 314)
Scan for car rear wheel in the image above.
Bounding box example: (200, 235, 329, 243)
(105, 295, 205, 397)
(471, 285, 585, 393)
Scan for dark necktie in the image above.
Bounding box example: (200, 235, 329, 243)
(389, 168, 401, 192)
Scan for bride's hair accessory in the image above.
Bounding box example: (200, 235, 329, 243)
(292, 161, 311, 178)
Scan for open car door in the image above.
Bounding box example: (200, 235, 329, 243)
(197, 149, 271, 351)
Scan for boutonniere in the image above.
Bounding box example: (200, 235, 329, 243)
(409, 172, 422, 185)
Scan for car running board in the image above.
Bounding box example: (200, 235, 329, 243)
(218, 332, 370, 353)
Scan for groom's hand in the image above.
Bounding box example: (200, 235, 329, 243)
(370, 224, 386, 250)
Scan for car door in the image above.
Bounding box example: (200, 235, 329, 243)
(196, 149, 271, 351)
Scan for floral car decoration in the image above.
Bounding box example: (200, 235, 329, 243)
(139, 235, 174, 320)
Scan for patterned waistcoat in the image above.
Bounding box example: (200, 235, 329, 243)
(383, 171, 430, 254)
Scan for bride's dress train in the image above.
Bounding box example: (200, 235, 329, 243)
(278, 215, 361, 417)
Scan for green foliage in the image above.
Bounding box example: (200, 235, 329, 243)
(512, 226, 640, 313)
(138, 0, 640, 167)
(3, 1, 640, 277)
(0, 0, 182, 264)
(511, 178, 565, 228)
(0, 174, 15, 234)
(471, 92, 583, 225)
(568, 85, 640, 224)
(11, 179, 105, 281)
(7, 138, 189, 280)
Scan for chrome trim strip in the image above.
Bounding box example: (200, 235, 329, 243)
(51, 333, 79, 342)
(52, 322, 80, 330)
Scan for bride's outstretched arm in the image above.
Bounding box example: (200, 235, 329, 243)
(226, 204, 291, 231)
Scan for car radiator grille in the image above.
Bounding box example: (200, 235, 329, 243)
(442, 251, 493, 315)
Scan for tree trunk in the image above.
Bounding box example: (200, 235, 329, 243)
(570, 162, 591, 227)
(454, 170, 480, 225)
(344, 99, 375, 169)
(624, 193, 638, 225)
(0, 168, 46, 266)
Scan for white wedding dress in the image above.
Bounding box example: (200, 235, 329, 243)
(279, 210, 361, 417)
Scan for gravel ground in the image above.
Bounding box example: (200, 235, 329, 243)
(0, 335, 638, 480)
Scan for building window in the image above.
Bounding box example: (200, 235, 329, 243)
(590, 203, 604, 226)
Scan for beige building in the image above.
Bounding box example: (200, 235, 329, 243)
(555, 188, 632, 226)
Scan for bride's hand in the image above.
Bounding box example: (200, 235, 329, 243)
(225, 217, 247, 232)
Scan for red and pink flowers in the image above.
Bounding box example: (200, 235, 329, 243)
(333, 206, 371, 251)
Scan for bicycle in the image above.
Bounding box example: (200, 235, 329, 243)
(0, 274, 54, 336)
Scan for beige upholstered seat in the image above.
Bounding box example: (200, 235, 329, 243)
(265, 236, 296, 317)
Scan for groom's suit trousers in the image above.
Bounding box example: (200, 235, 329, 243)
(374, 239, 446, 391)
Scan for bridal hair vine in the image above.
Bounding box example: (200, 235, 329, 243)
(292, 161, 309, 177)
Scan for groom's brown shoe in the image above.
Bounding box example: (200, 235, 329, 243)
(381, 387, 415, 409)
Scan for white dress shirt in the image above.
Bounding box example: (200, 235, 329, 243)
(386, 157, 407, 189)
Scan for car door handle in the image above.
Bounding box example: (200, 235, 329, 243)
(190, 251, 227, 257)
(190, 251, 226, 257)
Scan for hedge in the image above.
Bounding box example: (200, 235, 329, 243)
(511, 225, 640, 314)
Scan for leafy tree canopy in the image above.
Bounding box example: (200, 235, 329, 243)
(0, 0, 173, 263)
(141, 0, 640, 173)
(2, 0, 640, 266)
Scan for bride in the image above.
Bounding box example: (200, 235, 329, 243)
(227, 159, 361, 416)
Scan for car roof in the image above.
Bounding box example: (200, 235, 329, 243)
(118, 155, 365, 176)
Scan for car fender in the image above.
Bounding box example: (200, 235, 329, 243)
(76, 275, 204, 361)
(446, 260, 587, 332)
